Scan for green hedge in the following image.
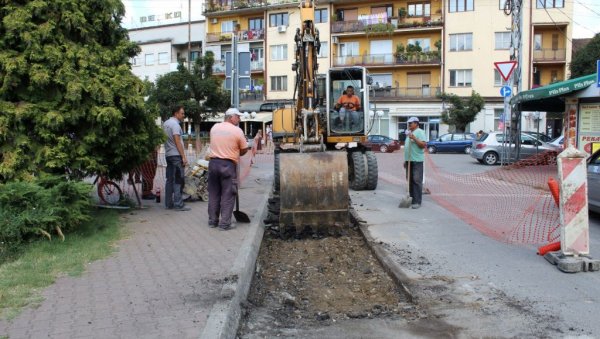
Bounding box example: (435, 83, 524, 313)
(0, 177, 93, 255)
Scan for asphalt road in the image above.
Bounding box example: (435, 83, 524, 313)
(366, 151, 600, 336)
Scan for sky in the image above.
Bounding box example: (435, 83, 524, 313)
(121, 0, 599, 38)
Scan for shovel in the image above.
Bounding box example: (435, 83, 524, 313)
(399, 141, 413, 208)
(233, 162, 251, 223)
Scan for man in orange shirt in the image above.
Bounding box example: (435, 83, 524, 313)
(207, 108, 250, 231)
(334, 85, 361, 128)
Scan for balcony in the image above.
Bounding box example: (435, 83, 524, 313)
(333, 52, 441, 67)
(213, 61, 226, 74)
(240, 89, 264, 101)
(207, 29, 265, 43)
(204, 0, 268, 14)
(332, 16, 443, 34)
(251, 60, 264, 71)
(370, 86, 441, 99)
(212, 60, 263, 74)
(533, 48, 566, 62)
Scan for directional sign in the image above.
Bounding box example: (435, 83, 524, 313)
(500, 86, 512, 97)
(494, 61, 518, 82)
(597, 60, 600, 88)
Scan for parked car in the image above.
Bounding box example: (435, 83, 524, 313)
(523, 131, 552, 142)
(427, 133, 476, 154)
(471, 131, 556, 165)
(549, 135, 564, 149)
(588, 150, 600, 213)
(259, 101, 287, 112)
(364, 135, 401, 153)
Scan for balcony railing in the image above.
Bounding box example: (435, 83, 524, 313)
(240, 90, 264, 101)
(370, 86, 441, 99)
(251, 60, 264, 71)
(333, 53, 441, 67)
(206, 29, 265, 43)
(213, 61, 226, 73)
(332, 16, 443, 34)
(204, 0, 268, 13)
(533, 48, 566, 62)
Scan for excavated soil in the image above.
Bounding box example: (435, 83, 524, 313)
(237, 227, 419, 337)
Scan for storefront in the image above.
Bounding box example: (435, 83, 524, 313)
(511, 73, 599, 156)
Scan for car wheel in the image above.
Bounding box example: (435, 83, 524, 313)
(427, 145, 437, 154)
(483, 151, 498, 165)
(464, 145, 472, 154)
(379, 144, 388, 153)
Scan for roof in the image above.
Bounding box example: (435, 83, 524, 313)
(510, 73, 597, 112)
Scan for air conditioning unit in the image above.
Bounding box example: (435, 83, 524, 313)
(332, 36, 339, 44)
(211, 18, 218, 24)
(277, 25, 287, 33)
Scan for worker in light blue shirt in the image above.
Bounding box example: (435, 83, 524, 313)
(403, 116, 427, 209)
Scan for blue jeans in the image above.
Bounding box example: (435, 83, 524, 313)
(165, 155, 185, 209)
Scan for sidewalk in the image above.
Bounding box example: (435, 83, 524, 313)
(0, 153, 274, 339)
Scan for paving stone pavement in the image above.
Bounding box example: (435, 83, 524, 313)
(0, 153, 274, 339)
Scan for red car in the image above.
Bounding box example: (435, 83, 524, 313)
(364, 135, 401, 153)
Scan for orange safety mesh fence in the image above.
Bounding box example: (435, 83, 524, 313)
(425, 151, 561, 245)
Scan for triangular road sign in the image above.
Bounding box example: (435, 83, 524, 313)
(494, 61, 518, 82)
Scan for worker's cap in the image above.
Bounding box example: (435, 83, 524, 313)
(407, 116, 419, 123)
(225, 108, 244, 116)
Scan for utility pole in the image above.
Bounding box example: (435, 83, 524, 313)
(188, 0, 191, 71)
(508, 0, 524, 161)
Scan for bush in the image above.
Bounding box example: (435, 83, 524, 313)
(0, 176, 93, 255)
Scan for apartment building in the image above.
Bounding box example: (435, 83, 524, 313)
(198, 0, 574, 140)
(128, 21, 206, 83)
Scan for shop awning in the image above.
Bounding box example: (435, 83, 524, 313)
(510, 73, 596, 112)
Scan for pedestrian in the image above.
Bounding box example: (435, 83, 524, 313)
(163, 105, 190, 211)
(476, 130, 484, 140)
(254, 129, 263, 154)
(266, 124, 273, 152)
(207, 107, 250, 230)
(404, 116, 426, 209)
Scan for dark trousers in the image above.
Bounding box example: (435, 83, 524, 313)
(406, 161, 424, 205)
(207, 159, 237, 227)
(165, 155, 185, 209)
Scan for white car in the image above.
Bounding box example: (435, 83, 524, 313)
(549, 135, 564, 149)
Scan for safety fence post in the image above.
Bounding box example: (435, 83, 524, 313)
(544, 146, 600, 272)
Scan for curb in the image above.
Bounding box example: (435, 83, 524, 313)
(200, 192, 270, 339)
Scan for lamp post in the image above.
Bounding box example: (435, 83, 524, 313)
(534, 111, 540, 155)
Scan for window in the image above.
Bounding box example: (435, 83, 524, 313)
(131, 56, 141, 66)
(270, 44, 288, 60)
(371, 73, 393, 88)
(271, 76, 287, 91)
(494, 108, 504, 130)
(336, 8, 358, 21)
(221, 21, 235, 32)
(449, 69, 472, 87)
(551, 33, 559, 50)
(372, 5, 393, 18)
(499, 0, 508, 9)
(315, 8, 328, 23)
(449, 33, 472, 51)
(269, 12, 288, 27)
(158, 52, 169, 64)
(495, 32, 511, 49)
(408, 2, 431, 17)
(339, 42, 359, 56)
(453, 134, 465, 141)
(190, 51, 200, 62)
(534, 34, 542, 50)
(145, 53, 154, 65)
(494, 69, 502, 86)
(440, 134, 452, 142)
(249, 18, 264, 30)
(536, 0, 564, 8)
(449, 0, 473, 12)
(408, 38, 431, 51)
(317, 41, 328, 58)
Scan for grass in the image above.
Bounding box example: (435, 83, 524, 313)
(0, 209, 125, 320)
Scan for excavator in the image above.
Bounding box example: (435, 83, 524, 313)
(271, 0, 378, 233)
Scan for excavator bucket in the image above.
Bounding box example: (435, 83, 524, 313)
(279, 152, 349, 232)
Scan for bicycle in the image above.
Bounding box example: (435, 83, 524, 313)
(93, 175, 123, 205)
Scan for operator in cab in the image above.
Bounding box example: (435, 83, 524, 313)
(334, 85, 361, 128)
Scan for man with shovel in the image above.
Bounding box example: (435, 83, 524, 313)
(207, 108, 250, 231)
(404, 117, 426, 209)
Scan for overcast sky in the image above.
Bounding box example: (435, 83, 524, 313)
(122, 0, 598, 38)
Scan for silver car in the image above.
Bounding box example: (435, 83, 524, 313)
(588, 150, 600, 214)
(471, 132, 557, 165)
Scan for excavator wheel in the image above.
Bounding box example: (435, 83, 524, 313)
(365, 151, 378, 190)
(273, 151, 281, 192)
(348, 151, 367, 191)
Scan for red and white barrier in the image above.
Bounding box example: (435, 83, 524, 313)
(558, 146, 589, 256)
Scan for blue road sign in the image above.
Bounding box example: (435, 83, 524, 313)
(500, 86, 512, 97)
(597, 60, 600, 88)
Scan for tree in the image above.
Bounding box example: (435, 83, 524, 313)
(146, 52, 230, 129)
(439, 91, 485, 133)
(0, 0, 164, 182)
(570, 33, 600, 78)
